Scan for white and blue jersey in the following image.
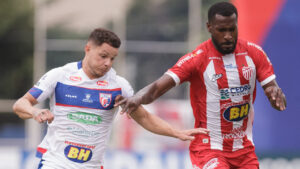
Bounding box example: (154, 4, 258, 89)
(29, 61, 133, 169)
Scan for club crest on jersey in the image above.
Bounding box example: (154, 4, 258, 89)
(242, 66, 254, 80)
(99, 93, 112, 108)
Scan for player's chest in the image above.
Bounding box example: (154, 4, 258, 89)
(203, 53, 256, 89)
(54, 79, 121, 110)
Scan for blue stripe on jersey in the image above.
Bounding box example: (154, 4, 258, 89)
(55, 82, 122, 110)
(29, 87, 43, 99)
(77, 61, 82, 69)
(37, 159, 45, 169)
(36, 151, 43, 158)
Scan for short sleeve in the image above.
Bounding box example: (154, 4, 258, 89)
(116, 76, 134, 98)
(28, 68, 61, 102)
(166, 50, 200, 85)
(248, 42, 276, 86)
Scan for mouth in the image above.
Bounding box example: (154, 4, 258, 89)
(221, 43, 234, 49)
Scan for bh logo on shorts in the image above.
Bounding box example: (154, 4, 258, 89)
(99, 93, 112, 108)
(223, 102, 250, 122)
(64, 145, 92, 163)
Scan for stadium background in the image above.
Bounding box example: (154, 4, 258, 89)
(0, 0, 299, 168)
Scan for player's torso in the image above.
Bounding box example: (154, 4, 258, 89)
(43, 62, 122, 168)
(190, 40, 257, 152)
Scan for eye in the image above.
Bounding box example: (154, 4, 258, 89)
(218, 28, 226, 32)
(100, 54, 107, 58)
(229, 27, 235, 32)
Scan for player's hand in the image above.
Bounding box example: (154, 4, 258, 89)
(264, 86, 286, 111)
(175, 128, 209, 141)
(114, 95, 142, 116)
(33, 109, 54, 124)
(114, 95, 132, 119)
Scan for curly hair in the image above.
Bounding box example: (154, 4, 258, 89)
(208, 2, 238, 23)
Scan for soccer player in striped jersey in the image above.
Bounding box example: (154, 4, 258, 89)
(116, 2, 286, 169)
(12, 28, 208, 169)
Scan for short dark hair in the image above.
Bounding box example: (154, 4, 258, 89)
(88, 28, 121, 48)
(208, 2, 238, 23)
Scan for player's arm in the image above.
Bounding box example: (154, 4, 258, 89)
(115, 74, 175, 114)
(130, 105, 209, 141)
(13, 92, 54, 123)
(262, 79, 286, 111)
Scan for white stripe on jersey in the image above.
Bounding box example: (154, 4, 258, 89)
(204, 60, 223, 150)
(245, 56, 257, 144)
(222, 53, 244, 151)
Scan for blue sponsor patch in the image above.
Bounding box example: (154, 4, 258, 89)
(223, 103, 250, 122)
(29, 87, 43, 99)
(55, 82, 121, 110)
(64, 145, 92, 163)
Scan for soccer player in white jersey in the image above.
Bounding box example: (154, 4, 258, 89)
(13, 28, 209, 169)
(116, 2, 287, 169)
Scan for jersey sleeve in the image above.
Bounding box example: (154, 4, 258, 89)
(116, 76, 134, 98)
(28, 68, 61, 102)
(166, 50, 199, 86)
(248, 42, 276, 86)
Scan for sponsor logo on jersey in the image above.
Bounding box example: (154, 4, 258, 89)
(65, 94, 77, 99)
(209, 56, 221, 60)
(70, 76, 82, 82)
(64, 145, 92, 163)
(67, 112, 102, 125)
(97, 80, 108, 86)
(236, 52, 248, 56)
(223, 102, 250, 122)
(224, 63, 238, 69)
(67, 127, 101, 137)
(99, 93, 112, 108)
(202, 138, 209, 144)
(220, 84, 251, 100)
(203, 158, 219, 169)
(222, 126, 246, 139)
(196, 49, 203, 54)
(82, 94, 93, 103)
(242, 66, 254, 80)
(211, 73, 223, 82)
(177, 54, 195, 67)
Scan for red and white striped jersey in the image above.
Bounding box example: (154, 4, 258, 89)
(166, 39, 275, 153)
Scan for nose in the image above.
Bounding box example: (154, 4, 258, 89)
(104, 58, 112, 67)
(224, 32, 232, 41)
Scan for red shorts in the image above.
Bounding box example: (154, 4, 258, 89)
(190, 149, 259, 169)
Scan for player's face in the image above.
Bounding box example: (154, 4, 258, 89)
(84, 42, 118, 79)
(207, 13, 238, 54)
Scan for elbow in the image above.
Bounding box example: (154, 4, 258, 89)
(12, 101, 24, 119)
(12, 102, 18, 114)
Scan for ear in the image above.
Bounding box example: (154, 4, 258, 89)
(207, 22, 212, 33)
(85, 43, 90, 53)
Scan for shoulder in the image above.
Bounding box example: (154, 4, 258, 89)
(238, 39, 265, 53)
(176, 41, 209, 67)
(61, 61, 80, 73)
(116, 75, 131, 88)
(116, 75, 134, 97)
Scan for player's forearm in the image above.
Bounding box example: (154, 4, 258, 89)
(132, 107, 179, 138)
(137, 76, 175, 105)
(135, 83, 160, 105)
(13, 98, 36, 119)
